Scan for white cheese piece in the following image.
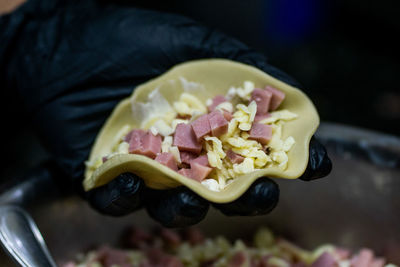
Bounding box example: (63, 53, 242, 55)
(180, 93, 207, 113)
(201, 179, 220, 192)
(233, 158, 255, 174)
(226, 87, 238, 100)
(153, 119, 174, 136)
(117, 142, 129, 154)
(215, 102, 233, 113)
(283, 136, 295, 151)
(169, 146, 181, 163)
(131, 88, 176, 129)
(150, 126, 158, 136)
(161, 136, 173, 153)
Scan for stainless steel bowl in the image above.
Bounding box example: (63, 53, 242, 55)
(1, 122, 399, 266)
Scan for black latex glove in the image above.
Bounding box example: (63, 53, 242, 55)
(0, 0, 331, 227)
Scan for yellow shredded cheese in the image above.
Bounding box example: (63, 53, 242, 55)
(173, 92, 207, 116)
(215, 102, 233, 113)
(233, 158, 255, 174)
(259, 110, 298, 124)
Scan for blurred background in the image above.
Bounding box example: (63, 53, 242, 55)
(0, 0, 399, 180)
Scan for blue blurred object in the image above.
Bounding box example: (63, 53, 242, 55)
(263, 0, 325, 43)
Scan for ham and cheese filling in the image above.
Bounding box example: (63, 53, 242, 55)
(86, 81, 298, 192)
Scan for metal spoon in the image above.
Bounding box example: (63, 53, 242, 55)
(0, 205, 57, 267)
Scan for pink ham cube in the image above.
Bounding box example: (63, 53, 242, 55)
(250, 88, 272, 115)
(265, 86, 285, 111)
(248, 123, 272, 145)
(207, 95, 227, 112)
(370, 258, 385, 267)
(311, 252, 337, 267)
(227, 251, 247, 267)
(177, 168, 191, 177)
(208, 110, 228, 137)
(350, 249, 374, 267)
(191, 114, 211, 141)
(124, 130, 134, 142)
(180, 151, 197, 165)
(155, 152, 178, 171)
(177, 163, 212, 182)
(138, 132, 162, 159)
(191, 154, 210, 167)
(226, 149, 244, 164)
(128, 129, 147, 154)
(189, 163, 212, 182)
(173, 123, 202, 154)
(254, 113, 271, 122)
(222, 110, 233, 121)
(334, 248, 350, 260)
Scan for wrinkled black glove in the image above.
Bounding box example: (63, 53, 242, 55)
(0, 0, 331, 227)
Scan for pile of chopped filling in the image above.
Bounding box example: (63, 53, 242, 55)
(86, 81, 299, 191)
(62, 226, 397, 267)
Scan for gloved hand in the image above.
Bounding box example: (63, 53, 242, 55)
(0, 0, 331, 227)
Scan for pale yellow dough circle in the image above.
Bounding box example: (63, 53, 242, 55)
(83, 59, 319, 203)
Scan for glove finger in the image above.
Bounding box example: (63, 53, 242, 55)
(213, 177, 279, 216)
(144, 186, 209, 228)
(299, 136, 332, 181)
(86, 172, 144, 216)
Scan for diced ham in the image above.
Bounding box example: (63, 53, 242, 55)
(334, 248, 350, 260)
(350, 249, 374, 267)
(173, 123, 202, 154)
(178, 163, 212, 182)
(258, 255, 271, 267)
(182, 228, 205, 245)
(226, 149, 244, 164)
(228, 251, 247, 267)
(138, 132, 162, 159)
(160, 228, 181, 247)
(223, 110, 233, 121)
(155, 153, 178, 171)
(95, 246, 131, 267)
(128, 130, 161, 159)
(178, 168, 192, 178)
(180, 151, 197, 165)
(191, 154, 210, 167)
(265, 86, 285, 111)
(254, 113, 271, 122)
(250, 88, 272, 115)
(208, 110, 228, 137)
(128, 129, 147, 154)
(248, 123, 272, 145)
(163, 256, 184, 267)
(124, 130, 134, 142)
(190, 163, 213, 182)
(145, 248, 183, 267)
(120, 226, 153, 249)
(207, 95, 227, 112)
(102, 156, 108, 163)
(191, 114, 211, 141)
(311, 252, 337, 267)
(370, 258, 385, 267)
